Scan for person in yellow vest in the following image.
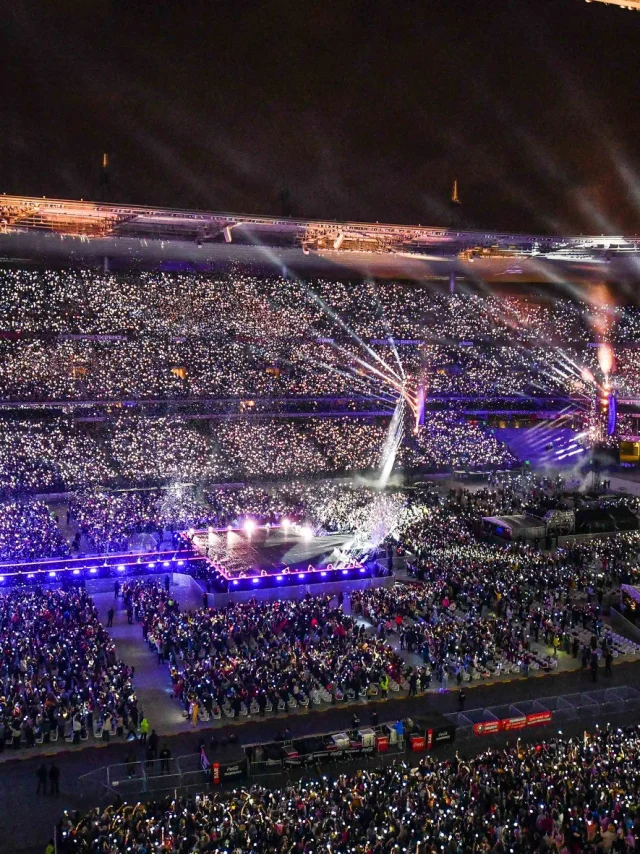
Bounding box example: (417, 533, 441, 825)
(139, 716, 149, 744)
(380, 673, 389, 700)
(191, 700, 199, 727)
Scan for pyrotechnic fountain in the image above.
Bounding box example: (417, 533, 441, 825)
(377, 394, 406, 488)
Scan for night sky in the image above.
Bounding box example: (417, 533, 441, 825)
(3, 0, 640, 234)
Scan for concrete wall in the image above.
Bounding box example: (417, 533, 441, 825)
(210, 572, 393, 607)
(86, 571, 196, 596)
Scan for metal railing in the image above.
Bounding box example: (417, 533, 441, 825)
(444, 685, 640, 742)
(77, 686, 640, 801)
(78, 752, 227, 800)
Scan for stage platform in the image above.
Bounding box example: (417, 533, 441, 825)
(0, 548, 204, 587)
(188, 524, 384, 592)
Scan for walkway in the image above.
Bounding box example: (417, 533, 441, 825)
(92, 584, 204, 736)
(4, 659, 640, 854)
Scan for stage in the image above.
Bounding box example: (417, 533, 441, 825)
(188, 524, 385, 592)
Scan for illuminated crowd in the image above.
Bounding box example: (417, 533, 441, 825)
(144, 591, 405, 716)
(0, 269, 635, 408)
(0, 499, 69, 561)
(0, 415, 518, 498)
(57, 726, 640, 852)
(0, 588, 137, 749)
(1, 268, 639, 851)
(0, 269, 601, 341)
(68, 488, 215, 554)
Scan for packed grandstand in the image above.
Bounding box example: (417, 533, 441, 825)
(0, 264, 640, 854)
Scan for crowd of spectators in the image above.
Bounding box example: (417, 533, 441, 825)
(2, 268, 623, 500)
(144, 592, 406, 717)
(67, 487, 216, 553)
(0, 414, 518, 497)
(0, 419, 113, 493)
(0, 587, 137, 750)
(0, 269, 601, 342)
(0, 499, 69, 561)
(0, 269, 632, 409)
(406, 415, 519, 470)
(347, 482, 640, 681)
(57, 726, 640, 852)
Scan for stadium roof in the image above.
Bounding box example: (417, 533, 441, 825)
(3, 193, 640, 285)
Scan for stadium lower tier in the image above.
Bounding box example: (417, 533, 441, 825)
(0, 411, 525, 493)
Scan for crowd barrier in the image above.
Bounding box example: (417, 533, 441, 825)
(444, 685, 640, 741)
(244, 711, 456, 777)
(76, 686, 640, 803)
(78, 746, 248, 799)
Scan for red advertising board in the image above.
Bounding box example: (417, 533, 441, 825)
(410, 735, 426, 752)
(474, 711, 553, 737)
(376, 735, 389, 753)
(501, 716, 527, 731)
(526, 711, 552, 727)
(473, 720, 501, 736)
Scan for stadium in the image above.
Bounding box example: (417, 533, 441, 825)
(5, 1, 640, 848)
(2, 193, 640, 853)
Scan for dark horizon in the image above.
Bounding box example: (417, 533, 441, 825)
(3, 0, 640, 235)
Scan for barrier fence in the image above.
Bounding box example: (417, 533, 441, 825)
(78, 753, 213, 800)
(445, 685, 640, 741)
(77, 686, 640, 801)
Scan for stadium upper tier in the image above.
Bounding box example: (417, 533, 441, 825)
(2, 194, 640, 282)
(2, 270, 640, 415)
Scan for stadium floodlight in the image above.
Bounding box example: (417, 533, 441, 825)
(584, 0, 640, 9)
